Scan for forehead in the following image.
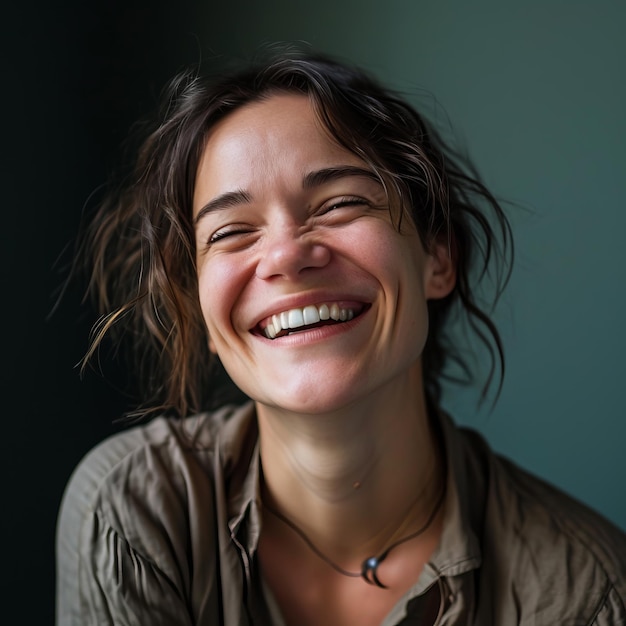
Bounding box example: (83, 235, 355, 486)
(206, 93, 318, 147)
(193, 94, 367, 206)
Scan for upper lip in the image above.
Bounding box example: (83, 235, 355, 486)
(248, 291, 374, 332)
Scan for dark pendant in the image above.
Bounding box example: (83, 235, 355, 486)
(361, 556, 388, 588)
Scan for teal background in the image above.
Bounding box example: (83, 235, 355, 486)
(199, 0, 626, 528)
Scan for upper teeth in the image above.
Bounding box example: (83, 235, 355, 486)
(263, 303, 355, 339)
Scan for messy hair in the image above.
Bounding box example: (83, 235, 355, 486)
(79, 50, 512, 418)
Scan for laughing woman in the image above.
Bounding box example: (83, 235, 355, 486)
(56, 52, 626, 625)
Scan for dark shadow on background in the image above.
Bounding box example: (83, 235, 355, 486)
(3, 2, 209, 622)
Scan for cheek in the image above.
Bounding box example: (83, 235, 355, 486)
(371, 229, 429, 329)
(352, 223, 425, 286)
(196, 257, 249, 352)
(196, 278, 218, 354)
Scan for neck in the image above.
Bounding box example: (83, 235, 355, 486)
(257, 367, 444, 564)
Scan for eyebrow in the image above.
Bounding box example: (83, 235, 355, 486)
(194, 166, 379, 226)
(302, 166, 380, 189)
(194, 190, 252, 225)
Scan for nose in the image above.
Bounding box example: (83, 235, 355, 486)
(255, 225, 331, 280)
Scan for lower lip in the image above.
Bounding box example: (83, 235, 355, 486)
(255, 308, 369, 346)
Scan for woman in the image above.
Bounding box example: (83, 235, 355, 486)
(56, 52, 626, 625)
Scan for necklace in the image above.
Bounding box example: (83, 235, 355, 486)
(262, 484, 446, 589)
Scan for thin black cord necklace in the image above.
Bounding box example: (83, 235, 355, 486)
(262, 484, 446, 589)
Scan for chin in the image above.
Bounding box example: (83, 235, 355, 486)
(252, 380, 363, 416)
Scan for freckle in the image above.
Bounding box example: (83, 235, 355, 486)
(353, 481, 361, 490)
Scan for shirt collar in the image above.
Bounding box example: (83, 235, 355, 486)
(429, 410, 483, 578)
(218, 402, 262, 552)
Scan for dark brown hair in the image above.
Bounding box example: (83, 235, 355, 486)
(80, 50, 512, 418)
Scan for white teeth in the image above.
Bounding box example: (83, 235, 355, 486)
(303, 305, 320, 325)
(288, 308, 305, 328)
(262, 303, 359, 339)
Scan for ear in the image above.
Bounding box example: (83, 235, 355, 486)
(424, 239, 456, 300)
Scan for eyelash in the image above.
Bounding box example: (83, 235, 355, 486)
(208, 226, 254, 244)
(322, 196, 368, 214)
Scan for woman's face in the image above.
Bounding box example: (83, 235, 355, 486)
(193, 94, 451, 414)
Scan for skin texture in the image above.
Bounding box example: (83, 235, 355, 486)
(193, 94, 456, 625)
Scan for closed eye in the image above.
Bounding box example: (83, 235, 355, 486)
(208, 225, 255, 245)
(320, 196, 370, 215)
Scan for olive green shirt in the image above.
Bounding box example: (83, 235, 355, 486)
(56, 403, 626, 625)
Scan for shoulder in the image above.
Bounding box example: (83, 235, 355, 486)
(458, 426, 626, 624)
(62, 404, 244, 500)
(58, 402, 255, 543)
(56, 402, 256, 624)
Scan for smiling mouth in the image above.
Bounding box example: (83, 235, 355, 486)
(257, 302, 367, 340)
